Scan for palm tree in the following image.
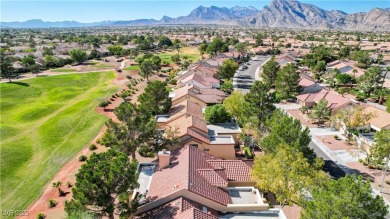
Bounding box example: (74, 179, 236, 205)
(52, 181, 63, 196)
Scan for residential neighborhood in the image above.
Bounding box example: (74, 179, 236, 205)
(1, 1, 390, 219)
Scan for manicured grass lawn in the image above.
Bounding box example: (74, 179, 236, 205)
(137, 47, 202, 64)
(0, 72, 117, 215)
(50, 68, 77, 72)
(91, 64, 114, 68)
(124, 65, 140, 71)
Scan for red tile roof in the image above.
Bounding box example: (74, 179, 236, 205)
(136, 197, 219, 219)
(166, 100, 203, 123)
(172, 84, 227, 104)
(297, 90, 352, 110)
(180, 73, 220, 88)
(146, 146, 255, 209)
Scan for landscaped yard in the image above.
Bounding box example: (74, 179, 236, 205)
(0, 72, 117, 215)
(50, 68, 77, 73)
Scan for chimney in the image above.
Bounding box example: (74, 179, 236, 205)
(158, 149, 171, 170)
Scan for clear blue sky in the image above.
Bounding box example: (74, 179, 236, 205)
(1, 0, 389, 22)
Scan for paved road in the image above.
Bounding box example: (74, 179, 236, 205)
(309, 141, 346, 179)
(233, 55, 270, 93)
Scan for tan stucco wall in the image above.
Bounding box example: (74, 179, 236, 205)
(185, 140, 236, 160)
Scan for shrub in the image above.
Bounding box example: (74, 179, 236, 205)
(89, 144, 97, 150)
(356, 94, 365, 102)
(362, 160, 368, 166)
(146, 152, 155, 158)
(98, 100, 110, 108)
(126, 75, 132, 79)
(36, 213, 46, 219)
(334, 135, 339, 140)
(47, 199, 57, 208)
(78, 155, 87, 162)
(358, 158, 363, 163)
(205, 104, 231, 124)
(243, 147, 253, 159)
(367, 164, 375, 169)
(66, 181, 72, 188)
(137, 146, 149, 157)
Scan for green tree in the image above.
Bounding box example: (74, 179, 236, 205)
(220, 80, 234, 94)
(234, 42, 247, 55)
(204, 104, 231, 124)
(107, 45, 123, 57)
(301, 175, 388, 219)
(245, 81, 274, 130)
(0, 58, 16, 82)
(138, 80, 172, 115)
(217, 59, 239, 79)
(223, 91, 249, 125)
(69, 49, 87, 64)
(252, 145, 325, 207)
(199, 43, 208, 57)
(206, 37, 228, 58)
(330, 105, 374, 145)
(312, 61, 326, 82)
(261, 56, 280, 86)
(370, 130, 390, 166)
(358, 66, 385, 98)
(100, 102, 156, 158)
(44, 55, 57, 68)
(173, 39, 181, 55)
(352, 50, 370, 68)
(150, 56, 161, 71)
(65, 149, 139, 218)
(336, 73, 354, 85)
(261, 110, 314, 161)
(254, 33, 263, 46)
(21, 55, 36, 66)
(157, 36, 173, 48)
(309, 99, 331, 126)
(171, 54, 181, 63)
(338, 46, 351, 59)
(52, 181, 63, 196)
(139, 60, 154, 81)
(275, 63, 300, 99)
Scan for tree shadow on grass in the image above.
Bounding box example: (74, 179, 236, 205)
(9, 81, 30, 87)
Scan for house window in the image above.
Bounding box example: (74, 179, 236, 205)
(190, 144, 198, 148)
(202, 206, 208, 213)
(204, 148, 210, 152)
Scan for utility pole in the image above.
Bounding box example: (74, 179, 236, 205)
(380, 153, 390, 193)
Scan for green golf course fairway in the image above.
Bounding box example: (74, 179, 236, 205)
(0, 71, 117, 214)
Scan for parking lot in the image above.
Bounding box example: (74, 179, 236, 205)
(233, 55, 271, 93)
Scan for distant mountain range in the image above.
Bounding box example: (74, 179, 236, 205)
(2, 0, 390, 31)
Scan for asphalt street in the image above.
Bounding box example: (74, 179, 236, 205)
(233, 55, 270, 93)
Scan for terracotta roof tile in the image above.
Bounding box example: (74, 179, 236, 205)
(144, 146, 255, 216)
